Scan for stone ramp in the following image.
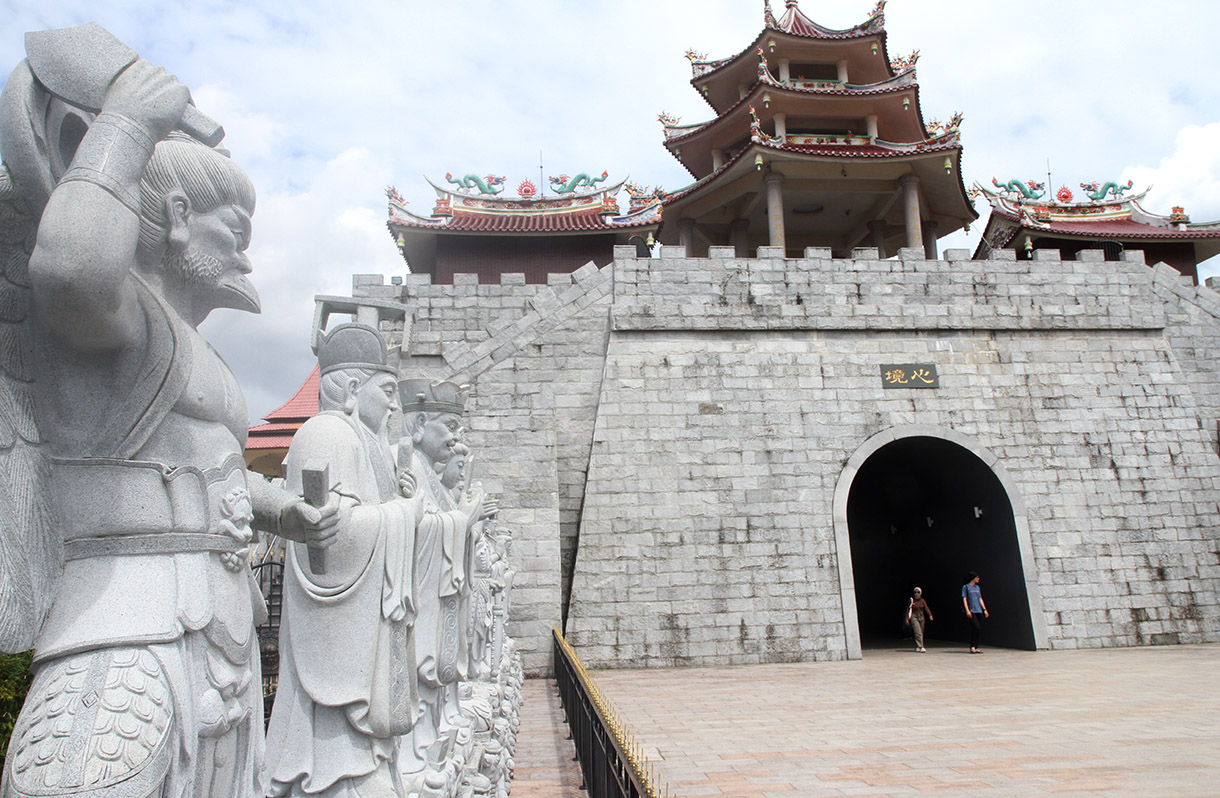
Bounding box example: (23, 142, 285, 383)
(577, 642, 1220, 797)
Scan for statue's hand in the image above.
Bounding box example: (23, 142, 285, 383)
(279, 494, 340, 549)
(480, 495, 500, 521)
(103, 58, 190, 142)
(458, 485, 486, 528)
(399, 470, 417, 499)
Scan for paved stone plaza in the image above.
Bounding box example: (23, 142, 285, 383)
(515, 642, 1220, 797)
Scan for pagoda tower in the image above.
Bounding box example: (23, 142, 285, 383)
(659, 0, 976, 259)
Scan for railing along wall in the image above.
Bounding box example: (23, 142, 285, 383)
(553, 628, 673, 798)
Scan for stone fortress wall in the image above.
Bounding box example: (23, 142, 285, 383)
(351, 246, 1220, 674)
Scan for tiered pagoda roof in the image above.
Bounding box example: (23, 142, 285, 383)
(973, 179, 1220, 280)
(387, 173, 661, 283)
(658, 0, 976, 259)
(245, 366, 319, 478)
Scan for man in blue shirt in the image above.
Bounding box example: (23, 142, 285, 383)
(962, 572, 989, 653)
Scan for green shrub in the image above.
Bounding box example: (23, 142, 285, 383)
(0, 651, 33, 772)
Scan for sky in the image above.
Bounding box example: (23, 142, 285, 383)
(2, 0, 1219, 421)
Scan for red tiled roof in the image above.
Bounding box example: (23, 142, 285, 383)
(992, 210, 1220, 241)
(391, 207, 659, 234)
(774, 0, 877, 39)
(262, 366, 319, 422)
(247, 422, 301, 434)
(245, 433, 297, 450)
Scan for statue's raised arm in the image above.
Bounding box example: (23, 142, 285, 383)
(0, 23, 330, 798)
(28, 58, 191, 350)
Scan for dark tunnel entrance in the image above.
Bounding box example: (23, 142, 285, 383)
(846, 435, 1036, 651)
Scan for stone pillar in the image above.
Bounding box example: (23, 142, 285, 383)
(837, 59, 849, 83)
(900, 175, 923, 250)
(779, 58, 790, 83)
(731, 218, 750, 258)
(738, 83, 750, 100)
(922, 219, 939, 260)
(867, 219, 888, 259)
(866, 115, 878, 140)
(774, 113, 787, 139)
(765, 172, 785, 250)
(712, 149, 724, 170)
(678, 217, 696, 256)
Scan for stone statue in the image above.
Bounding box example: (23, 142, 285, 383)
(0, 24, 335, 798)
(395, 380, 488, 783)
(265, 323, 420, 798)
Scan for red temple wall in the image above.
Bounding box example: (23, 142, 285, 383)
(435, 234, 617, 284)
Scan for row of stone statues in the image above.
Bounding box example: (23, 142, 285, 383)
(0, 23, 519, 798)
(265, 324, 521, 797)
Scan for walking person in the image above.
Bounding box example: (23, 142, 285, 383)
(962, 572, 989, 653)
(906, 587, 933, 652)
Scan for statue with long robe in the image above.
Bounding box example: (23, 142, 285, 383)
(265, 324, 420, 798)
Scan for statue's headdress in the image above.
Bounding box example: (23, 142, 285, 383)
(398, 378, 469, 415)
(316, 323, 395, 376)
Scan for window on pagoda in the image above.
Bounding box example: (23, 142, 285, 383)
(787, 116, 868, 137)
(788, 63, 840, 85)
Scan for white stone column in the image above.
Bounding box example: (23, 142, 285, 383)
(778, 58, 790, 83)
(837, 59, 849, 83)
(712, 149, 725, 171)
(765, 172, 785, 250)
(774, 113, 787, 139)
(922, 219, 939, 260)
(866, 115, 878, 140)
(738, 83, 750, 100)
(900, 175, 923, 250)
(678, 217, 696, 256)
(731, 218, 751, 258)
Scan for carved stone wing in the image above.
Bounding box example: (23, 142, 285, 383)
(0, 161, 60, 653)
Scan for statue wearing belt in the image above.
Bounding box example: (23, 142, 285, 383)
(0, 24, 336, 798)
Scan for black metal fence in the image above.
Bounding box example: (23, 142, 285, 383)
(553, 628, 670, 798)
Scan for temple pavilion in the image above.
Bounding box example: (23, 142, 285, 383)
(244, 366, 319, 478)
(973, 179, 1220, 282)
(386, 174, 662, 284)
(657, 0, 976, 259)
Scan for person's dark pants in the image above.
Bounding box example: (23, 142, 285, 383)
(968, 613, 983, 648)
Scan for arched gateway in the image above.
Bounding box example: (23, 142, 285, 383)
(833, 427, 1049, 658)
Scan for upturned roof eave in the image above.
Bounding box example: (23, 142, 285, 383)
(664, 78, 928, 169)
(662, 139, 974, 214)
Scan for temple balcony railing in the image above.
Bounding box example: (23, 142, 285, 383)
(553, 628, 672, 798)
(784, 132, 874, 147)
(785, 77, 845, 90)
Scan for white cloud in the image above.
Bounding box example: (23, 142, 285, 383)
(5, 0, 1220, 414)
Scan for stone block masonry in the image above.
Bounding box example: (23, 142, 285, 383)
(353, 245, 1220, 673)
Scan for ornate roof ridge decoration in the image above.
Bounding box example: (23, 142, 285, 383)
(549, 171, 610, 195)
(924, 112, 963, 140)
(445, 172, 506, 196)
(749, 105, 783, 145)
(388, 174, 664, 234)
(970, 179, 1220, 236)
(625, 182, 669, 213)
(890, 49, 919, 75)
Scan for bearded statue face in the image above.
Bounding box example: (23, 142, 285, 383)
(162, 199, 259, 317)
